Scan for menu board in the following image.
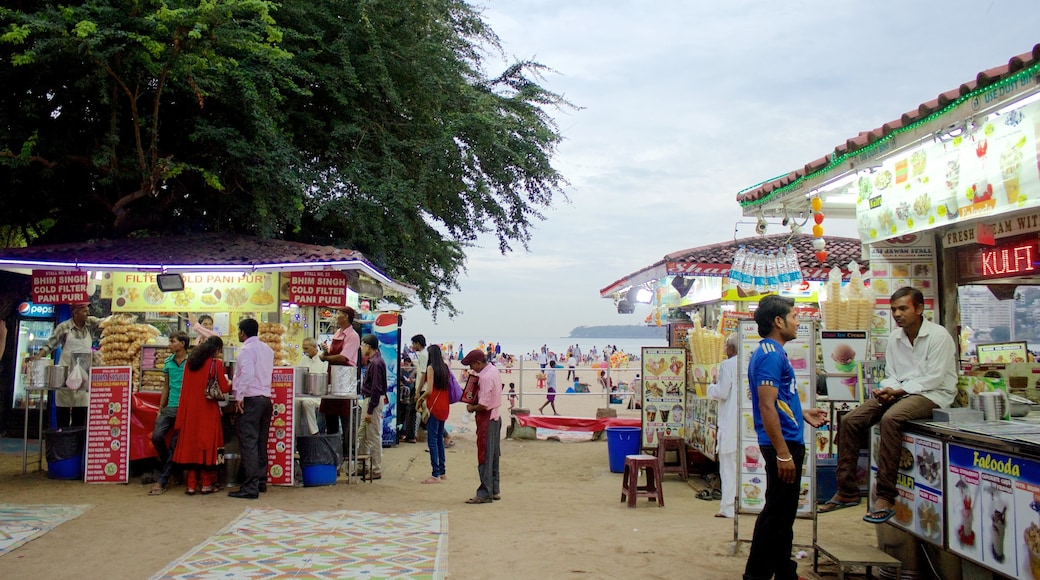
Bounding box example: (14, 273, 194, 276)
(267, 368, 295, 486)
(946, 443, 1040, 578)
(977, 342, 1030, 364)
(867, 236, 938, 355)
(111, 272, 278, 313)
(870, 430, 944, 545)
(737, 320, 816, 516)
(857, 99, 1040, 241)
(685, 362, 720, 461)
(85, 366, 133, 483)
(640, 347, 687, 450)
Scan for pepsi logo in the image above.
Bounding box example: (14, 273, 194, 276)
(18, 302, 56, 317)
(17, 302, 29, 314)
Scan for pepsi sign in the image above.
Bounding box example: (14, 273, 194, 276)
(17, 302, 56, 318)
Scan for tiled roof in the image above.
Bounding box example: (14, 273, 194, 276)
(0, 234, 414, 294)
(737, 43, 1040, 208)
(599, 234, 865, 297)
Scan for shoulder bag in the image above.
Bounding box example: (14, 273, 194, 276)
(204, 358, 226, 401)
(448, 371, 463, 404)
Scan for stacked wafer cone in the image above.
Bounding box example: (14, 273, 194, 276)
(687, 313, 726, 365)
(819, 261, 875, 330)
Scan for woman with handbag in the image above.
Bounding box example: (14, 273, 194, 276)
(172, 336, 230, 495)
(417, 345, 451, 484)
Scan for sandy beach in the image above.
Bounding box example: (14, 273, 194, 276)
(0, 384, 876, 579)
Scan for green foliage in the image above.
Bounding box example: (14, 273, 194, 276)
(0, 0, 571, 316)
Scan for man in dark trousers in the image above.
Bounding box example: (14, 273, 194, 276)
(229, 318, 274, 499)
(356, 333, 388, 479)
(743, 295, 828, 580)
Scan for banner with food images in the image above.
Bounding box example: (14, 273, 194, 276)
(110, 272, 278, 313)
(870, 429, 945, 547)
(857, 100, 1040, 241)
(641, 347, 687, 449)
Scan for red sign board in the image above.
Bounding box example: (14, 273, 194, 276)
(267, 368, 295, 486)
(31, 269, 89, 304)
(288, 271, 349, 307)
(957, 235, 1040, 282)
(85, 366, 133, 483)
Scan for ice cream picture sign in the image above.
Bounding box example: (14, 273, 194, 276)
(856, 99, 1040, 241)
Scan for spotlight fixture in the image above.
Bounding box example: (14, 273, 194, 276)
(156, 273, 185, 292)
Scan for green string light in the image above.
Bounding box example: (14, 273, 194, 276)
(739, 60, 1040, 209)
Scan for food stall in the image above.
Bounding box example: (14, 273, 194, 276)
(736, 43, 1040, 579)
(0, 233, 414, 484)
(599, 234, 869, 462)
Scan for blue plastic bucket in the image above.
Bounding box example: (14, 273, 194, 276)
(302, 464, 337, 487)
(48, 455, 84, 480)
(606, 426, 641, 473)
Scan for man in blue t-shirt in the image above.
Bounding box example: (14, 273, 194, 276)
(743, 296, 828, 580)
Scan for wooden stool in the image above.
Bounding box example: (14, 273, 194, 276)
(656, 436, 688, 481)
(356, 454, 372, 483)
(814, 541, 902, 580)
(620, 454, 664, 508)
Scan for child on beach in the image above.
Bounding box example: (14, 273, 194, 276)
(508, 383, 517, 409)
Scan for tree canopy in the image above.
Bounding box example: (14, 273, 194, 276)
(0, 0, 571, 314)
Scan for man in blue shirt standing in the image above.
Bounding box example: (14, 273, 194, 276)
(744, 296, 828, 580)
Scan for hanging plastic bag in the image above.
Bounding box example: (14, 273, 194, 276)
(65, 363, 87, 391)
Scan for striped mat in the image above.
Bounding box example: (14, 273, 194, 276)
(152, 508, 448, 579)
(0, 504, 93, 556)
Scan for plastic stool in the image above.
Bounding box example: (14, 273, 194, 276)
(621, 454, 664, 508)
(656, 436, 688, 481)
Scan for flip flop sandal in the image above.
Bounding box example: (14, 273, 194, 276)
(696, 489, 714, 501)
(818, 497, 862, 513)
(148, 485, 166, 496)
(863, 508, 896, 524)
(465, 496, 492, 504)
(712, 489, 723, 500)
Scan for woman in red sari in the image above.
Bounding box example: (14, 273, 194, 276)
(173, 336, 230, 495)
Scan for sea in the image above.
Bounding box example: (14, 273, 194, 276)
(421, 336, 668, 361)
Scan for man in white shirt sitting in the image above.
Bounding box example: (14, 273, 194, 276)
(821, 287, 957, 524)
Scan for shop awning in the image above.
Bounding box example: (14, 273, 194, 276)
(0, 233, 415, 297)
(599, 234, 866, 298)
(736, 43, 1040, 216)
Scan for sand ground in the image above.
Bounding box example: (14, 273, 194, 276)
(0, 378, 877, 580)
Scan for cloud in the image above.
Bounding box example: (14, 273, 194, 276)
(404, 0, 1040, 340)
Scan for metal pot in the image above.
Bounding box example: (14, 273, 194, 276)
(47, 365, 69, 390)
(304, 373, 328, 396)
(294, 367, 309, 395)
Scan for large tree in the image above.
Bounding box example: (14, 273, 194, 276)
(0, 0, 571, 314)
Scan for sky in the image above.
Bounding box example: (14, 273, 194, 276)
(401, 0, 1040, 341)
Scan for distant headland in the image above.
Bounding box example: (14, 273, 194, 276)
(567, 325, 667, 339)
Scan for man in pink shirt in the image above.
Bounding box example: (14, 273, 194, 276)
(229, 318, 274, 499)
(462, 349, 503, 504)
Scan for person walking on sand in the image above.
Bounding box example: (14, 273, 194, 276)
(819, 287, 957, 524)
(539, 360, 559, 415)
(508, 383, 517, 409)
(743, 295, 828, 580)
(462, 349, 503, 504)
(566, 352, 577, 381)
(706, 334, 739, 518)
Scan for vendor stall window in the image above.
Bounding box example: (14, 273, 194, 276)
(958, 285, 1040, 361)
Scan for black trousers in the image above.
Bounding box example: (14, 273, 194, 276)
(237, 396, 272, 494)
(743, 441, 805, 580)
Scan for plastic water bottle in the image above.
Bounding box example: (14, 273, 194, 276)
(785, 245, 803, 286)
(766, 251, 780, 292)
(730, 245, 747, 288)
(753, 251, 768, 292)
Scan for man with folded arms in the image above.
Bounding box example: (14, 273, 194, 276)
(821, 286, 957, 524)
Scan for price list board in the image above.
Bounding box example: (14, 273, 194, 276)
(267, 368, 295, 486)
(85, 366, 133, 483)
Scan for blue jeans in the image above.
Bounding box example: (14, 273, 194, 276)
(426, 416, 446, 478)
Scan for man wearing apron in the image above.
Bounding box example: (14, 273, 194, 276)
(32, 303, 102, 427)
